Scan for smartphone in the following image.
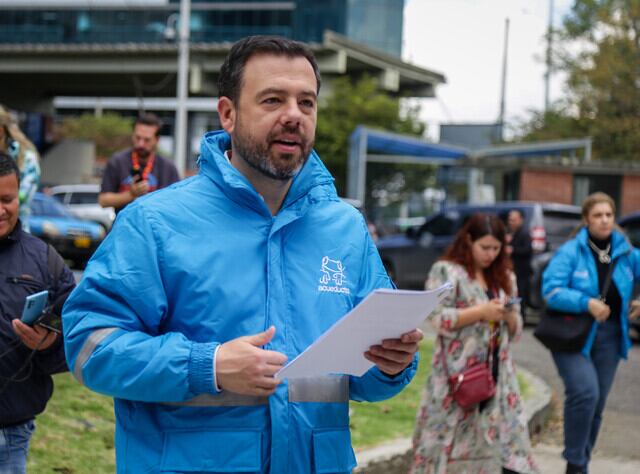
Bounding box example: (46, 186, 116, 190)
(21, 290, 49, 325)
(504, 297, 522, 309)
(130, 166, 143, 183)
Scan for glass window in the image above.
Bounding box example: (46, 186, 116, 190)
(69, 192, 99, 205)
(622, 218, 640, 248)
(31, 196, 73, 218)
(542, 211, 582, 238)
(422, 212, 458, 236)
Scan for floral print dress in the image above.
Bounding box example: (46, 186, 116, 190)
(409, 261, 538, 474)
(15, 147, 40, 231)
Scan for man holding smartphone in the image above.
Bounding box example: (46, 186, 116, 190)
(0, 153, 76, 472)
(98, 113, 180, 214)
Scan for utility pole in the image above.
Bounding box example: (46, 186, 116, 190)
(498, 17, 510, 142)
(544, 0, 554, 111)
(174, 0, 191, 177)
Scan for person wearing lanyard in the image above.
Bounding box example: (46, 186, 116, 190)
(98, 113, 179, 214)
(542, 192, 640, 474)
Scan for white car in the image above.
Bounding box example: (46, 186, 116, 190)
(48, 184, 115, 231)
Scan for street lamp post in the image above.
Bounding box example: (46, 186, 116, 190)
(174, 0, 191, 177)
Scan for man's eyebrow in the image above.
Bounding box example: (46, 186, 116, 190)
(257, 87, 317, 99)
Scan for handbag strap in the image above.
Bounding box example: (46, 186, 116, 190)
(598, 258, 618, 302)
(440, 285, 501, 377)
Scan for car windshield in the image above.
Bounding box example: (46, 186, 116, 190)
(542, 210, 582, 237)
(31, 196, 75, 218)
(69, 192, 99, 205)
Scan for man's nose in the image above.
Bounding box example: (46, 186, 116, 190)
(280, 99, 302, 126)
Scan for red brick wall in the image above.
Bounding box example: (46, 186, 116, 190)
(621, 175, 640, 216)
(519, 169, 573, 204)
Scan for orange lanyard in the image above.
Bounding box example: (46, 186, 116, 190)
(131, 151, 155, 180)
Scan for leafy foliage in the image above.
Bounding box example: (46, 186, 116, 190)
(316, 76, 430, 204)
(58, 113, 133, 160)
(517, 0, 640, 161)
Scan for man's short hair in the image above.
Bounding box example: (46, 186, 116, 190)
(509, 209, 524, 219)
(218, 35, 321, 103)
(0, 151, 20, 185)
(134, 113, 163, 137)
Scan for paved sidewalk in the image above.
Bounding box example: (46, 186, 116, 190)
(532, 443, 640, 473)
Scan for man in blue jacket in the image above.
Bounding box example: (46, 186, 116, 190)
(0, 152, 75, 473)
(62, 36, 423, 473)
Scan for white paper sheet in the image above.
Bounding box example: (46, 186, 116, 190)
(275, 283, 452, 379)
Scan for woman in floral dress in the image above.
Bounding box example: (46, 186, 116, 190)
(410, 213, 538, 474)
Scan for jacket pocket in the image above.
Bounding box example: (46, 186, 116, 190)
(312, 428, 357, 474)
(160, 429, 261, 472)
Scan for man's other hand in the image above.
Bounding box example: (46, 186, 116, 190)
(12, 319, 57, 350)
(216, 326, 287, 396)
(129, 179, 149, 198)
(364, 328, 424, 376)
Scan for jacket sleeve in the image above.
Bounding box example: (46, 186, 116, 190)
(542, 240, 591, 313)
(33, 263, 76, 375)
(632, 247, 640, 281)
(62, 204, 218, 402)
(349, 225, 418, 402)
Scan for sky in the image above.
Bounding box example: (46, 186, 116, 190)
(402, 0, 574, 141)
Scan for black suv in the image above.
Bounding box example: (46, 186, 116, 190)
(619, 212, 640, 339)
(376, 201, 583, 319)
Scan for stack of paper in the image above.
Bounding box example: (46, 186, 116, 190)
(276, 283, 452, 379)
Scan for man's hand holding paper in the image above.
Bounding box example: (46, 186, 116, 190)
(365, 328, 424, 376)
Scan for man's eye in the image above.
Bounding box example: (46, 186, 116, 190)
(263, 97, 281, 104)
(300, 99, 315, 108)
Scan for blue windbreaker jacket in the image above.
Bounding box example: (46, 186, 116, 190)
(542, 227, 640, 358)
(62, 130, 417, 474)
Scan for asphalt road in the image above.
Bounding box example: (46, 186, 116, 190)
(513, 327, 640, 461)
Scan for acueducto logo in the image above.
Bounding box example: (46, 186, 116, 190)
(318, 256, 350, 295)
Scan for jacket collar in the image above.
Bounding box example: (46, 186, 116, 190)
(0, 220, 22, 247)
(576, 226, 631, 259)
(197, 130, 336, 215)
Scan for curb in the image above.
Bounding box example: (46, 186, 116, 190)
(354, 367, 552, 474)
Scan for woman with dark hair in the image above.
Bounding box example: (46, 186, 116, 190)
(542, 192, 640, 474)
(410, 213, 538, 474)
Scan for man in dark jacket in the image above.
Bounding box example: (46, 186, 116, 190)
(506, 209, 533, 310)
(0, 152, 75, 473)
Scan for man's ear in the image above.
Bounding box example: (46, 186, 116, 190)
(217, 97, 236, 134)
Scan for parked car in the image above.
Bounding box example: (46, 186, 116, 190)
(376, 201, 583, 323)
(619, 212, 640, 339)
(29, 192, 105, 267)
(377, 201, 582, 289)
(48, 183, 115, 231)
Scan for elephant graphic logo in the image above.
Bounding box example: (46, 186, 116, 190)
(319, 256, 345, 286)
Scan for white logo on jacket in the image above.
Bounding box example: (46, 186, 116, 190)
(318, 256, 350, 294)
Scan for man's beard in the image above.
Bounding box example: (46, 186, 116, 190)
(232, 123, 313, 181)
(135, 147, 151, 159)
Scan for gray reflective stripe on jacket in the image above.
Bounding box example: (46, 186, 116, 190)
(163, 375, 350, 406)
(73, 327, 118, 384)
(75, 329, 349, 405)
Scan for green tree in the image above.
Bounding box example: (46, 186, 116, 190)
(58, 113, 133, 160)
(517, 0, 640, 160)
(315, 75, 428, 208)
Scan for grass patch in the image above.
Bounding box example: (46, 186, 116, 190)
(350, 338, 433, 449)
(27, 373, 116, 473)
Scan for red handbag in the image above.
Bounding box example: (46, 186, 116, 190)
(440, 324, 498, 411)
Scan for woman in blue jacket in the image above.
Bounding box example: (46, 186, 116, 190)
(542, 192, 640, 474)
